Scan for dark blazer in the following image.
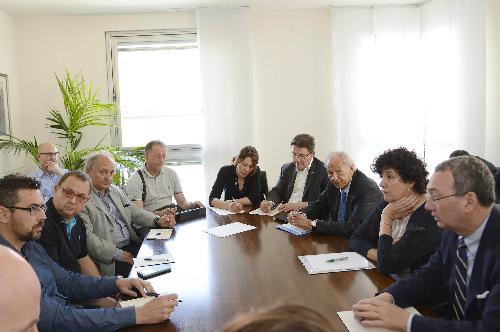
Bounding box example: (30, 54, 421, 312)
(349, 200, 442, 275)
(385, 205, 500, 331)
(305, 169, 382, 237)
(209, 165, 262, 206)
(267, 157, 328, 206)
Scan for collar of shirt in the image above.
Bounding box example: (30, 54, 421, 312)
(33, 167, 54, 178)
(296, 158, 314, 174)
(93, 186, 111, 199)
(142, 164, 164, 178)
(341, 180, 352, 195)
(462, 212, 490, 260)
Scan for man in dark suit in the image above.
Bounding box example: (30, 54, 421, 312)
(289, 151, 382, 237)
(352, 156, 500, 332)
(260, 134, 328, 213)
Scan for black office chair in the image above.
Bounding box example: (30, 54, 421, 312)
(260, 170, 269, 201)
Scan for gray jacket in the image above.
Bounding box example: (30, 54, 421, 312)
(79, 185, 156, 276)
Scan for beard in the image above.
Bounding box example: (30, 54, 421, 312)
(15, 221, 44, 241)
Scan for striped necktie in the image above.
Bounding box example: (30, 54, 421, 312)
(338, 190, 347, 223)
(452, 237, 468, 320)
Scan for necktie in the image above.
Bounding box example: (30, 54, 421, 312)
(338, 190, 347, 223)
(452, 237, 468, 320)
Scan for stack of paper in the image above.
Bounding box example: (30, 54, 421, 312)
(146, 228, 172, 240)
(298, 252, 375, 275)
(337, 307, 420, 332)
(276, 223, 311, 236)
(209, 206, 245, 215)
(120, 296, 155, 308)
(204, 222, 256, 237)
(249, 204, 282, 216)
(134, 253, 175, 267)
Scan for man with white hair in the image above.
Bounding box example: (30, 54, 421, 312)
(289, 151, 382, 237)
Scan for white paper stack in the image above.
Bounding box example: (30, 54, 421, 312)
(204, 222, 256, 237)
(146, 228, 172, 240)
(249, 204, 282, 216)
(337, 307, 420, 332)
(133, 253, 175, 267)
(298, 252, 375, 275)
(209, 206, 245, 215)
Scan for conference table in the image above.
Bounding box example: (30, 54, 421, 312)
(122, 208, 435, 331)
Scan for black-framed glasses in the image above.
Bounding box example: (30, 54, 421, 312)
(5, 204, 47, 215)
(428, 193, 462, 202)
(39, 152, 59, 157)
(61, 187, 90, 203)
(291, 152, 311, 160)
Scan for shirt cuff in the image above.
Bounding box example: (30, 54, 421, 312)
(116, 306, 137, 328)
(406, 313, 415, 332)
(113, 248, 125, 261)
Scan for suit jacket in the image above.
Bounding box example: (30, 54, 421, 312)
(385, 205, 500, 331)
(349, 201, 442, 275)
(79, 185, 156, 276)
(305, 169, 382, 237)
(267, 157, 328, 206)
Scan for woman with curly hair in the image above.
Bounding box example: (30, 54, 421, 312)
(209, 146, 261, 212)
(349, 147, 442, 276)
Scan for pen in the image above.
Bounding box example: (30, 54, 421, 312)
(263, 194, 267, 201)
(326, 256, 349, 263)
(143, 258, 167, 262)
(146, 292, 183, 302)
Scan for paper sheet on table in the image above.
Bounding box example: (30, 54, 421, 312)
(204, 222, 256, 237)
(146, 228, 172, 240)
(134, 253, 175, 267)
(249, 204, 282, 216)
(298, 252, 375, 274)
(209, 206, 245, 216)
(276, 223, 311, 236)
(120, 296, 155, 308)
(337, 307, 420, 332)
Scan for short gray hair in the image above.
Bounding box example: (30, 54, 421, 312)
(435, 156, 495, 206)
(84, 151, 114, 174)
(145, 140, 167, 154)
(326, 151, 355, 169)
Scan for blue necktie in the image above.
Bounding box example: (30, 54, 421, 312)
(338, 190, 347, 223)
(452, 237, 468, 320)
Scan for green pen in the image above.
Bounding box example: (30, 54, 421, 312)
(326, 256, 349, 263)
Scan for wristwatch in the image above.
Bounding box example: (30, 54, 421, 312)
(153, 216, 160, 227)
(310, 219, 318, 231)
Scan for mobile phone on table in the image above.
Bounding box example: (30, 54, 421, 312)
(137, 264, 172, 279)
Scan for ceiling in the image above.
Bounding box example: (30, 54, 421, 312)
(0, 0, 428, 16)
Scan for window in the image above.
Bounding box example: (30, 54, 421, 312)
(106, 29, 205, 201)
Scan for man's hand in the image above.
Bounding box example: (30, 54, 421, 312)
(288, 211, 313, 230)
(189, 201, 205, 209)
(121, 251, 135, 265)
(157, 207, 177, 217)
(136, 294, 178, 324)
(352, 294, 409, 332)
(278, 202, 305, 213)
(116, 278, 155, 298)
(260, 200, 274, 212)
(44, 161, 64, 176)
(227, 201, 243, 212)
(157, 214, 176, 228)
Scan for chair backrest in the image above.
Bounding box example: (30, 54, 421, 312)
(260, 170, 269, 201)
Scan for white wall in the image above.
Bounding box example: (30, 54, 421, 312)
(15, 11, 196, 172)
(252, 8, 333, 183)
(0, 10, 23, 175)
(485, 0, 500, 165)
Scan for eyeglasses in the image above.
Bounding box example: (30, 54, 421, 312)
(61, 187, 90, 203)
(428, 193, 462, 202)
(5, 204, 47, 215)
(291, 152, 311, 160)
(39, 152, 59, 157)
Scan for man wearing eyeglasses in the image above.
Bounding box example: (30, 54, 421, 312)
(353, 156, 500, 332)
(260, 134, 328, 213)
(0, 174, 179, 331)
(31, 142, 68, 202)
(38, 171, 117, 307)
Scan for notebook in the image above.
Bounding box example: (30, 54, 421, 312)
(337, 307, 420, 332)
(204, 222, 256, 237)
(298, 252, 375, 275)
(276, 223, 311, 236)
(146, 228, 172, 240)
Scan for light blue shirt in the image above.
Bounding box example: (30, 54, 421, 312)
(406, 213, 490, 331)
(32, 168, 68, 202)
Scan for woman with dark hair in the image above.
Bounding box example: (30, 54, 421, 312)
(349, 147, 442, 276)
(209, 146, 261, 212)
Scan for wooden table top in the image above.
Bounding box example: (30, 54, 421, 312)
(122, 209, 434, 332)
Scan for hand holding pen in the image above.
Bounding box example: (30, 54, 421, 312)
(228, 198, 243, 212)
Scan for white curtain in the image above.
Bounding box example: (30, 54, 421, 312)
(197, 7, 255, 198)
(331, 1, 487, 176)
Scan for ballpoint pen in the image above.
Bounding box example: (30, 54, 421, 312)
(146, 292, 183, 302)
(326, 256, 349, 263)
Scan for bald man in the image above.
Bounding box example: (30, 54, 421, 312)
(31, 142, 68, 202)
(289, 151, 382, 237)
(0, 246, 41, 332)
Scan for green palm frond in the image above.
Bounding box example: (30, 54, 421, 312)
(0, 135, 39, 162)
